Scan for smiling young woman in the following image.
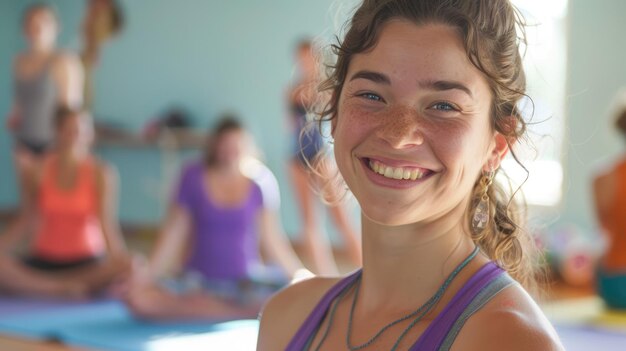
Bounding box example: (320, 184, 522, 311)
(257, 1, 564, 350)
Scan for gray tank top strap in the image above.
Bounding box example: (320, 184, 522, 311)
(437, 273, 516, 351)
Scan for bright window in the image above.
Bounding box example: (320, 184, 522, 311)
(502, 0, 568, 207)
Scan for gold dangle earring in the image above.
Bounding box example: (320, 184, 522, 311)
(472, 170, 495, 235)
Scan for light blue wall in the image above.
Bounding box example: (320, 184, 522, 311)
(0, 0, 359, 236)
(561, 0, 626, 232)
(0, 1, 22, 208)
(5, 0, 623, 236)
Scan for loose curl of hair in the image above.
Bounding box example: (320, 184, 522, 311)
(307, 0, 539, 289)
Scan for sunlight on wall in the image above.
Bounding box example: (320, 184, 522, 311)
(500, 159, 564, 207)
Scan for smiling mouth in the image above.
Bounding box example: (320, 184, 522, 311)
(366, 158, 431, 181)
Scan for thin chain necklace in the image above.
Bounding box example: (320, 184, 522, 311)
(312, 278, 358, 351)
(349, 246, 479, 350)
(311, 246, 479, 351)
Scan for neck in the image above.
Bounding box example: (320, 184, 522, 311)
(29, 45, 53, 56)
(359, 204, 486, 314)
(210, 161, 241, 176)
(57, 146, 87, 163)
(302, 70, 316, 83)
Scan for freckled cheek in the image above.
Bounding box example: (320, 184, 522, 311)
(423, 121, 485, 177)
(335, 104, 379, 142)
(333, 105, 378, 177)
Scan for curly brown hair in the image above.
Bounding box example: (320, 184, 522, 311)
(311, 0, 538, 288)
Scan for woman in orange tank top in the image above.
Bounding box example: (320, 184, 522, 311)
(0, 106, 129, 299)
(593, 103, 626, 310)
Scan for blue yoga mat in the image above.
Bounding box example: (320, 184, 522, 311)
(5, 298, 626, 351)
(0, 296, 85, 316)
(0, 298, 258, 351)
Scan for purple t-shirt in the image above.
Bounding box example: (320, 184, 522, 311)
(175, 160, 280, 281)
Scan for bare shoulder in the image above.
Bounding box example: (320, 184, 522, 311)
(54, 50, 81, 66)
(593, 168, 618, 209)
(52, 50, 82, 76)
(593, 168, 616, 190)
(454, 283, 564, 351)
(24, 156, 45, 194)
(93, 157, 111, 175)
(257, 276, 342, 351)
(92, 158, 118, 186)
(13, 53, 31, 76)
(592, 158, 626, 192)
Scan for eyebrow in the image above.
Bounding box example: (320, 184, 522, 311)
(419, 79, 473, 98)
(348, 70, 391, 85)
(349, 70, 473, 98)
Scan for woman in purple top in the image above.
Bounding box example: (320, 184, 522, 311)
(258, 1, 564, 350)
(124, 117, 303, 320)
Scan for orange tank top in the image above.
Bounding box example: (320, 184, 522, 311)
(604, 160, 626, 270)
(33, 156, 106, 261)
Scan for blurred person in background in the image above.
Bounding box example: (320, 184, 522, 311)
(6, 3, 83, 205)
(81, 0, 124, 109)
(287, 40, 361, 275)
(593, 92, 626, 310)
(124, 116, 305, 320)
(0, 106, 129, 299)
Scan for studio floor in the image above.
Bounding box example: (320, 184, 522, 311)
(0, 219, 625, 350)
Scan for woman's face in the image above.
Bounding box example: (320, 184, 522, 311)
(214, 129, 246, 166)
(297, 46, 316, 76)
(57, 114, 94, 151)
(23, 8, 58, 50)
(332, 20, 508, 226)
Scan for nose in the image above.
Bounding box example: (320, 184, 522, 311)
(375, 107, 424, 149)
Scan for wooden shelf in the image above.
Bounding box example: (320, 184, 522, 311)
(95, 128, 206, 150)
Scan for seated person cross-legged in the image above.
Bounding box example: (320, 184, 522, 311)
(124, 116, 305, 321)
(0, 106, 129, 299)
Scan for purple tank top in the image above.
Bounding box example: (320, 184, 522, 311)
(286, 262, 512, 351)
(175, 161, 266, 281)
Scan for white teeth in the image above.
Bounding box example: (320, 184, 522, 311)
(403, 169, 411, 180)
(368, 159, 426, 181)
(384, 167, 393, 178)
(392, 168, 403, 179)
(376, 164, 386, 176)
(370, 160, 379, 173)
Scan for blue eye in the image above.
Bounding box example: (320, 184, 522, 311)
(431, 102, 458, 111)
(359, 92, 383, 102)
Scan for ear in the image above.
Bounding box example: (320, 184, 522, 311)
(484, 131, 509, 172)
